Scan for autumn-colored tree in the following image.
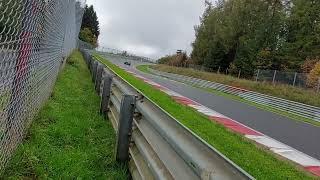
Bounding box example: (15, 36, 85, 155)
(307, 61, 320, 88)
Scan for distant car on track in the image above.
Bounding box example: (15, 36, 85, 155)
(124, 61, 131, 66)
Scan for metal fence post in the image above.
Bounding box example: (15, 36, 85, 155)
(238, 69, 241, 79)
(100, 74, 113, 117)
(95, 63, 104, 94)
(116, 95, 136, 162)
(272, 70, 277, 85)
(292, 72, 297, 86)
(317, 77, 320, 93)
(255, 69, 260, 82)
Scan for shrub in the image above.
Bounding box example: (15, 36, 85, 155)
(79, 28, 97, 47)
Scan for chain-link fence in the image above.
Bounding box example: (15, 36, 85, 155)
(78, 39, 96, 50)
(256, 69, 320, 91)
(0, 0, 85, 171)
(177, 64, 320, 92)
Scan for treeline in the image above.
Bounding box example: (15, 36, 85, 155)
(191, 0, 320, 76)
(159, 0, 320, 78)
(79, 5, 100, 47)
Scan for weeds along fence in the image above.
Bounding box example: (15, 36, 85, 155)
(0, 0, 85, 171)
(80, 49, 253, 179)
(187, 64, 320, 92)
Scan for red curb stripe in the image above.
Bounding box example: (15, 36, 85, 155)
(210, 117, 262, 136)
(152, 84, 166, 90)
(305, 166, 320, 176)
(172, 96, 199, 105)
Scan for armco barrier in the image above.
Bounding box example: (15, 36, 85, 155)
(148, 68, 320, 123)
(80, 49, 254, 180)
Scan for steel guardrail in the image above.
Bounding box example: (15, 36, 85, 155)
(81, 49, 254, 180)
(148, 68, 320, 123)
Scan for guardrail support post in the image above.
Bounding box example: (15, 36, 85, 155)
(89, 55, 93, 72)
(116, 95, 136, 163)
(92, 61, 98, 82)
(95, 63, 104, 94)
(100, 74, 113, 117)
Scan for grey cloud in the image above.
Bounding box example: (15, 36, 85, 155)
(86, 0, 205, 59)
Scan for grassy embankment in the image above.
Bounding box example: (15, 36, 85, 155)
(95, 54, 317, 180)
(2, 51, 128, 179)
(136, 65, 320, 127)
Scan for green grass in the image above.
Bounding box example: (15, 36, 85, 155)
(151, 64, 320, 107)
(136, 65, 151, 73)
(2, 51, 128, 179)
(94, 54, 317, 180)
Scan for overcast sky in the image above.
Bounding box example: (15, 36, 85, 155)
(86, 0, 205, 59)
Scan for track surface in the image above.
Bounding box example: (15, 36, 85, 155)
(104, 55, 320, 160)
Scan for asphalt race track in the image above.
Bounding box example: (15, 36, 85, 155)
(104, 54, 320, 160)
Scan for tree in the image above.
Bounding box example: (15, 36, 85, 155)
(191, 0, 285, 75)
(79, 5, 100, 46)
(280, 0, 320, 69)
(307, 61, 320, 88)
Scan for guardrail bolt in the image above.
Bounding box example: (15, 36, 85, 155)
(100, 74, 113, 117)
(116, 95, 136, 163)
(95, 63, 104, 94)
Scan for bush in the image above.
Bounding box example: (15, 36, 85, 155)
(79, 28, 97, 47)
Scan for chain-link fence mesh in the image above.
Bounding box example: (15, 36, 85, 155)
(256, 69, 318, 90)
(169, 63, 320, 92)
(0, 0, 85, 171)
(78, 39, 96, 50)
